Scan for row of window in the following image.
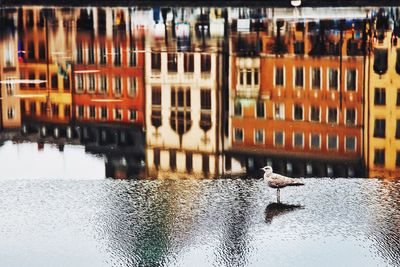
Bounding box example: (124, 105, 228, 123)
(151, 87, 212, 110)
(76, 42, 138, 67)
(75, 74, 138, 97)
(20, 72, 70, 90)
(234, 129, 357, 151)
(373, 149, 400, 167)
(151, 53, 212, 73)
(153, 149, 211, 174)
(234, 101, 357, 125)
(272, 66, 357, 91)
(373, 119, 400, 139)
(374, 87, 400, 106)
(76, 105, 138, 121)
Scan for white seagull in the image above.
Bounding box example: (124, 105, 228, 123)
(261, 166, 304, 202)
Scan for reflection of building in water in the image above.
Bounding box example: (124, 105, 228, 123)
(17, 7, 73, 127)
(229, 17, 366, 177)
(0, 9, 21, 129)
(145, 8, 227, 178)
(365, 9, 400, 178)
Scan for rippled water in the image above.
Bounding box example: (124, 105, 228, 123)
(1, 177, 399, 267)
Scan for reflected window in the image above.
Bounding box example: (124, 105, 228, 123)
(152, 87, 162, 106)
(374, 119, 386, 138)
(293, 132, 304, 148)
(170, 150, 177, 171)
(396, 120, 400, 139)
(186, 152, 193, 173)
(30, 102, 36, 115)
(113, 43, 121, 66)
(201, 54, 211, 73)
(168, 53, 178, 72)
(99, 75, 107, 93)
(274, 131, 284, 147)
(234, 128, 244, 142)
(114, 108, 122, 120)
(88, 74, 95, 93)
(76, 42, 83, 64)
(254, 129, 264, 144)
(52, 104, 59, 116)
(170, 87, 192, 135)
(254, 69, 259, 85)
(63, 75, 70, 91)
(29, 72, 35, 88)
(294, 104, 303, 120)
(113, 76, 122, 96)
(294, 67, 304, 88)
(202, 154, 209, 175)
(76, 74, 84, 92)
(129, 43, 137, 67)
(64, 105, 71, 118)
(346, 108, 356, 125)
(129, 109, 137, 121)
(39, 73, 46, 89)
(310, 106, 320, 122)
(294, 41, 304, 55)
(201, 89, 212, 110)
(88, 43, 94, 64)
(128, 77, 138, 97)
(373, 49, 388, 75)
(346, 69, 356, 91)
(256, 101, 265, 118)
(345, 136, 356, 152)
(328, 68, 338, 90)
(77, 105, 84, 118)
(154, 149, 160, 169)
(396, 151, 400, 167)
(374, 88, 386, 106)
(184, 53, 194, 73)
(275, 66, 284, 87)
(51, 74, 58, 90)
(39, 41, 45, 60)
(274, 103, 285, 120)
(99, 43, 107, 65)
(397, 89, 400, 106)
(7, 107, 15, 119)
(311, 67, 321, 90)
(327, 135, 338, 150)
(28, 41, 34, 60)
(151, 53, 161, 71)
(40, 102, 46, 115)
(310, 133, 321, 149)
(374, 149, 385, 166)
(100, 107, 107, 119)
(88, 106, 96, 119)
(327, 107, 338, 124)
(234, 101, 242, 117)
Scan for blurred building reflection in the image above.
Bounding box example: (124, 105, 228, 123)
(1, 6, 400, 178)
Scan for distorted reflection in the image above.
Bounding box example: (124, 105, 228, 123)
(264, 202, 304, 223)
(0, 6, 400, 179)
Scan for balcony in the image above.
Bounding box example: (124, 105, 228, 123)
(236, 85, 260, 98)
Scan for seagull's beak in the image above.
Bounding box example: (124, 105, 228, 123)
(260, 168, 264, 170)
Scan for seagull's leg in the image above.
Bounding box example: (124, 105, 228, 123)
(277, 188, 280, 203)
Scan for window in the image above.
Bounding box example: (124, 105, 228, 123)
(294, 104, 303, 120)
(151, 53, 161, 71)
(310, 106, 320, 122)
(30, 102, 36, 114)
(63, 76, 70, 91)
(294, 67, 304, 88)
(184, 53, 194, 72)
(293, 132, 304, 148)
(113, 43, 121, 66)
(374, 88, 386, 106)
(113, 76, 122, 96)
(346, 108, 356, 125)
(154, 149, 160, 168)
(275, 66, 284, 86)
(88, 106, 96, 119)
(201, 54, 211, 72)
(88, 43, 94, 64)
(327, 135, 338, 150)
(396, 151, 400, 167)
(186, 152, 193, 173)
(99, 43, 107, 65)
(374, 149, 385, 166)
(374, 119, 386, 138)
(170, 150, 177, 171)
(99, 75, 107, 93)
(254, 129, 264, 144)
(345, 136, 356, 152)
(51, 74, 58, 90)
(234, 128, 244, 142)
(170, 87, 192, 134)
(76, 74, 84, 92)
(274, 103, 285, 120)
(328, 68, 338, 90)
(346, 69, 356, 91)
(254, 69, 259, 85)
(234, 101, 242, 116)
(152, 87, 161, 106)
(77, 105, 84, 118)
(168, 53, 178, 72)
(327, 107, 338, 124)
(64, 105, 71, 118)
(52, 104, 59, 116)
(29, 72, 35, 88)
(274, 131, 284, 146)
(88, 74, 95, 93)
(256, 101, 265, 118)
(397, 90, 400, 106)
(200, 89, 211, 110)
(310, 133, 320, 149)
(129, 44, 137, 67)
(396, 120, 400, 139)
(39, 73, 46, 89)
(128, 77, 138, 97)
(38, 41, 45, 60)
(7, 107, 15, 119)
(114, 108, 122, 120)
(76, 42, 83, 64)
(311, 67, 321, 89)
(40, 102, 46, 115)
(129, 109, 137, 121)
(100, 107, 107, 119)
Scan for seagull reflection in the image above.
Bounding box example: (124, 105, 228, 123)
(264, 202, 304, 223)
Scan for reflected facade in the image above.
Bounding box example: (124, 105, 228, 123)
(1, 6, 400, 178)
